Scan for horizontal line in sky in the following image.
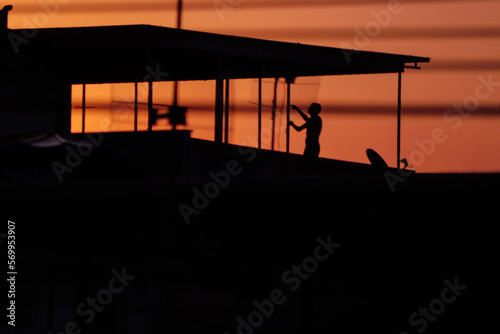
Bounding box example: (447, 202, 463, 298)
(204, 27, 500, 40)
(224, 105, 500, 115)
(87, 103, 500, 115)
(229, 105, 500, 116)
(424, 60, 500, 71)
(10, 0, 500, 13)
(315, 105, 500, 115)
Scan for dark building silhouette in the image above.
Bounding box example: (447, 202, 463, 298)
(1, 5, 499, 334)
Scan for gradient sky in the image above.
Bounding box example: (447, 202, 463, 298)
(8, 0, 500, 172)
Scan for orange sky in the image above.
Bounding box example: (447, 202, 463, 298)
(8, 0, 500, 173)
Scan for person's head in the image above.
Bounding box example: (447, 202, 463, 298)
(308, 103, 322, 115)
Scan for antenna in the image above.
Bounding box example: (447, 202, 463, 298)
(176, 0, 182, 29)
(147, 0, 186, 131)
(169, 0, 184, 130)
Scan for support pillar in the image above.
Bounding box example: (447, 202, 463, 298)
(258, 76, 262, 149)
(224, 78, 230, 144)
(134, 82, 138, 132)
(148, 81, 153, 131)
(215, 76, 224, 143)
(286, 79, 291, 154)
(81, 84, 86, 133)
(271, 78, 278, 151)
(397, 71, 402, 171)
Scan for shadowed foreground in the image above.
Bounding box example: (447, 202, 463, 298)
(1, 132, 498, 333)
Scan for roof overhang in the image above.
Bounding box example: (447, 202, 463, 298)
(1, 24, 430, 85)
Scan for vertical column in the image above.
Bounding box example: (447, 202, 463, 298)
(271, 78, 278, 151)
(176, 0, 183, 29)
(258, 76, 262, 150)
(148, 81, 153, 131)
(397, 71, 402, 171)
(82, 84, 86, 133)
(286, 80, 291, 154)
(224, 78, 230, 144)
(215, 76, 224, 143)
(134, 82, 138, 132)
(173, 81, 179, 106)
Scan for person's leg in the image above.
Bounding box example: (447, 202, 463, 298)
(312, 143, 320, 158)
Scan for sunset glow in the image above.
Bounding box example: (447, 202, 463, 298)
(8, 0, 500, 172)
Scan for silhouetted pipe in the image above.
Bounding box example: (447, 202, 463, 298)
(215, 76, 224, 143)
(134, 82, 138, 132)
(271, 78, 278, 151)
(397, 71, 402, 171)
(224, 78, 230, 143)
(172, 0, 182, 131)
(0, 5, 12, 30)
(286, 79, 291, 154)
(148, 81, 153, 131)
(176, 0, 182, 29)
(82, 84, 86, 133)
(258, 76, 262, 149)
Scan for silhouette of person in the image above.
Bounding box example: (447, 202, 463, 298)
(289, 103, 322, 158)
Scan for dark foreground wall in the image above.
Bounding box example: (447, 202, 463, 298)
(1, 133, 499, 334)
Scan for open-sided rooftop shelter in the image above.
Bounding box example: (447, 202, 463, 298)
(1, 7, 429, 167)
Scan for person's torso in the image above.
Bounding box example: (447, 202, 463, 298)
(306, 116, 322, 141)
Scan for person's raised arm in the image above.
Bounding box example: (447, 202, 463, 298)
(292, 105, 309, 122)
(289, 121, 307, 132)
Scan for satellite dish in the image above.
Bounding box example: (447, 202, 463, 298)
(366, 149, 389, 172)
